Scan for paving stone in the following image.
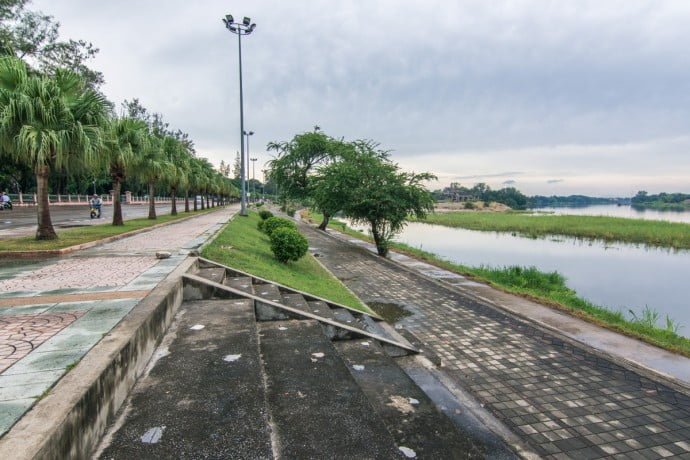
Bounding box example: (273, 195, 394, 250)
(299, 223, 690, 458)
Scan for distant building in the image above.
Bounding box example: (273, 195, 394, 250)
(442, 183, 475, 202)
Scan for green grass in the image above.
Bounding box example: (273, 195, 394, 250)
(202, 212, 371, 314)
(0, 208, 220, 252)
(412, 212, 690, 249)
(301, 210, 690, 357)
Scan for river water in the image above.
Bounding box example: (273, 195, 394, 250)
(532, 204, 690, 223)
(342, 213, 690, 337)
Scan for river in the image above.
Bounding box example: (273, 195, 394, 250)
(532, 204, 690, 223)
(342, 217, 690, 337)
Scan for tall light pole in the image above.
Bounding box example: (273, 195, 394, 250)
(223, 14, 256, 216)
(250, 157, 257, 203)
(243, 130, 254, 203)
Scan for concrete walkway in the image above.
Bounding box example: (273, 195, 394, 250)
(0, 206, 236, 436)
(301, 223, 690, 459)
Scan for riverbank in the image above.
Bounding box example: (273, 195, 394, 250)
(301, 210, 690, 357)
(412, 211, 690, 250)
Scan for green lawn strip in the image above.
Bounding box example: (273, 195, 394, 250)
(301, 210, 690, 357)
(412, 212, 690, 250)
(202, 212, 371, 314)
(0, 207, 220, 252)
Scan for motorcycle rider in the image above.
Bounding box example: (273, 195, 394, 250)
(89, 194, 102, 218)
(0, 191, 11, 210)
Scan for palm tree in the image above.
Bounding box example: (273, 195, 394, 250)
(105, 117, 147, 225)
(134, 134, 172, 220)
(0, 57, 108, 239)
(164, 136, 190, 216)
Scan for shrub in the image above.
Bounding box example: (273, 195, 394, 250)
(464, 201, 475, 210)
(259, 210, 273, 220)
(257, 219, 265, 231)
(256, 202, 264, 208)
(262, 216, 296, 236)
(269, 227, 308, 263)
(285, 207, 296, 217)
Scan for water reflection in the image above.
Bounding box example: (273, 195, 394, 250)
(532, 204, 690, 224)
(344, 218, 690, 337)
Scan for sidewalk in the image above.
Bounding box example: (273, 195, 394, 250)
(300, 223, 690, 459)
(0, 206, 236, 436)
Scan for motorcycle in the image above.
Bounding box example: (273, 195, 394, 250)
(89, 205, 101, 219)
(0, 201, 11, 210)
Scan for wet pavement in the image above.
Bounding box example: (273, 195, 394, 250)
(0, 206, 236, 436)
(300, 223, 690, 459)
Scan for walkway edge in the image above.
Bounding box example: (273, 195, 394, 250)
(0, 257, 196, 459)
(315, 225, 690, 395)
(0, 208, 226, 259)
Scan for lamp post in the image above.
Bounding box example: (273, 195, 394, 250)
(243, 130, 254, 203)
(223, 14, 256, 216)
(250, 157, 257, 203)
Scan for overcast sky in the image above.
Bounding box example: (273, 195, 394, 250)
(33, 0, 690, 196)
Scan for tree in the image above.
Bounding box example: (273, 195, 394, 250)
(267, 129, 342, 228)
(1, 2, 103, 86)
(0, 57, 108, 239)
(163, 136, 190, 216)
(133, 135, 172, 220)
(317, 142, 436, 256)
(105, 117, 147, 225)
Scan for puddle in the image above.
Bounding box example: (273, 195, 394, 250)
(366, 301, 413, 323)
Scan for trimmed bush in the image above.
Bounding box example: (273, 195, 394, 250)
(269, 227, 308, 263)
(262, 216, 296, 236)
(285, 207, 296, 217)
(257, 219, 265, 232)
(259, 209, 273, 220)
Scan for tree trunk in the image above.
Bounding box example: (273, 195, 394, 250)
(193, 191, 198, 211)
(112, 178, 124, 226)
(184, 190, 190, 212)
(370, 222, 388, 256)
(205, 194, 210, 209)
(318, 212, 330, 231)
(200, 192, 205, 210)
(148, 182, 156, 219)
(171, 187, 177, 216)
(35, 164, 57, 240)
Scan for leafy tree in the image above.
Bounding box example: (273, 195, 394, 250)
(267, 129, 343, 228)
(316, 142, 436, 256)
(133, 135, 172, 220)
(0, 57, 108, 239)
(1, 2, 103, 86)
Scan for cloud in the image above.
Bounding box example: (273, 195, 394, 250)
(503, 180, 517, 185)
(32, 0, 690, 195)
(547, 179, 564, 184)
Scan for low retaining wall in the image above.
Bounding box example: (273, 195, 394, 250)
(0, 258, 198, 459)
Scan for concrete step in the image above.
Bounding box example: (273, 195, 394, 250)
(196, 266, 226, 285)
(258, 319, 404, 459)
(334, 339, 483, 459)
(98, 299, 272, 459)
(223, 275, 255, 295)
(308, 300, 339, 339)
(280, 293, 313, 314)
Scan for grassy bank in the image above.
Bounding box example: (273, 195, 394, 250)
(202, 212, 370, 313)
(412, 212, 690, 250)
(301, 210, 690, 356)
(0, 207, 220, 252)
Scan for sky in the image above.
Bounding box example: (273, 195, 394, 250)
(32, 0, 690, 196)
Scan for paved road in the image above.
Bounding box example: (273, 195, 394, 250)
(300, 223, 690, 459)
(0, 203, 182, 238)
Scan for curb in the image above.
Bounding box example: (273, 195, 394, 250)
(0, 207, 227, 259)
(306, 223, 690, 396)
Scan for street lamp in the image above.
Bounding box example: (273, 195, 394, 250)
(244, 130, 254, 202)
(250, 157, 257, 203)
(223, 13, 256, 216)
(92, 179, 96, 196)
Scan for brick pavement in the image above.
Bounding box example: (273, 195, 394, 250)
(301, 224, 690, 459)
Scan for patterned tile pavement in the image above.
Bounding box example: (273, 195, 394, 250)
(0, 311, 84, 372)
(301, 224, 690, 459)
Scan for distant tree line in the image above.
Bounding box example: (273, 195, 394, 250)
(631, 191, 690, 211)
(433, 183, 529, 210)
(527, 195, 620, 208)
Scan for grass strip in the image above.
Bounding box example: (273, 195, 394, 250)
(412, 212, 690, 250)
(0, 207, 219, 252)
(202, 211, 371, 313)
(302, 210, 690, 357)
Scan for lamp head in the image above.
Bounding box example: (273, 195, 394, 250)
(243, 16, 251, 26)
(225, 14, 234, 24)
(248, 23, 256, 33)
